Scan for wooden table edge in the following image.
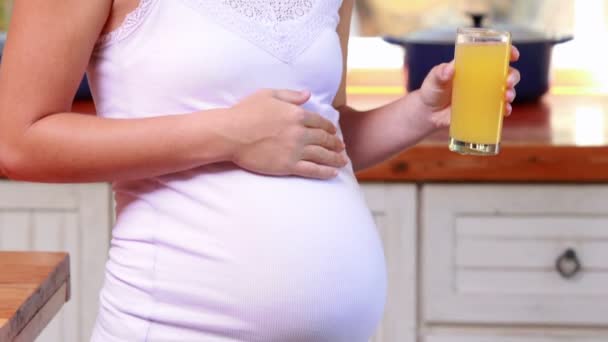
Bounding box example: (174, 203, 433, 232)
(13, 282, 69, 342)
(0, 252, 70, 342)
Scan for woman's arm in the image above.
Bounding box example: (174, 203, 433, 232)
(332, 1, 441, 171)
(0, 0, 235, 182)
(0, 0, 346, 183)
(335, 1, 520, 171)
(337, 89, 443, 171)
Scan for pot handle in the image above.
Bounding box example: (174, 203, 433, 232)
(383, 36, 407, 47)
(552, 35, 574, 45)
(467, 13, 486, 28)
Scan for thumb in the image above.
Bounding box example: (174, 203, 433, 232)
(429, 62, 455, 88)
(420, 61, 455, 110)
(272, 89, 311, 105)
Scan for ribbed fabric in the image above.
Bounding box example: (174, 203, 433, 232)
(88, 1, 387, 341)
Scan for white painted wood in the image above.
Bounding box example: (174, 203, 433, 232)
(423, 325, 608, 342)
(33, 212, 65, 342)
(457, 216, 608, 239)
(456, 269, 608, 294)
(0, 212, 31, 250)
(425, 332, 608, 342)
(29, 211, 81, 342)
(14, 283, 70, 342)
(368, 214, 389, 342)
(0, 181, 111, 342)
(456, 238, 608, 269)
(0, 182, 79, 209)
(32, 212, 64, 251)
(77, 183, 111, 338)
(422, 185, 608, 326)
(62, 213, 81, 342)
(361, 184, 417, 342)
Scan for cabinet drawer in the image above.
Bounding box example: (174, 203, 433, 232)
(423, 185, 608, 326)
(455, 216, 608, 295)
(425, 332, 608, 342)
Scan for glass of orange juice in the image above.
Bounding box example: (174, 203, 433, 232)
(449, 28, 511, 156)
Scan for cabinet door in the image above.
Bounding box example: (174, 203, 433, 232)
(0, 181, 111, 342)
(422, 184, 608, 326)
(425, 331, 608, 342)
(361, 184, 417, 342)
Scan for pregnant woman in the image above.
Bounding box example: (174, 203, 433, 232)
(0, 0, 519, 341)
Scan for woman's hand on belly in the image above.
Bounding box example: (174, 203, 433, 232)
(225, 89, 348, 179)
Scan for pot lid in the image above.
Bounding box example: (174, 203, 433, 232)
(402, 23, 558, 44)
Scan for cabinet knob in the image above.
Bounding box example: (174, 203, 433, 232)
(555, 248, 581, 279)
(392, 161, 409, 173)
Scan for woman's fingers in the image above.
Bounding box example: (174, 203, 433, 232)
(300, 111, 337, 134)
(432, 62, 456, 85)
(505, 89, 517, 103)
(422, 62, 455, 95)
(507, 67, 521, 87)
(504, 86, 516, 117)
(510, 45, 520, 62)
(439, 61, 455, 83)
(292, 160, 339, 180)
(304, 129, 345, 152)
(505, 103, 513, 116)
(272, 89, 311, 105)
(301, 145, 348, 168)
(504, 64, 518, 116)
(504, 64, 520, 116)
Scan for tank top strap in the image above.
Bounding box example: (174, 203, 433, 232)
(96, 0, 157, 49)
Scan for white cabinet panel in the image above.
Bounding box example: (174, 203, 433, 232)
(0, 212, 30, 249)
(362, 184, 417, 342)
(425, 332, 608, 342)
(0, 181, 111, 342)
(422, 185, 608, 326)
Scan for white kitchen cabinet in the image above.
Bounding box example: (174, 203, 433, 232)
(0, 181, 111, 342)
(6, 179, 608, 341)
(361, 184, 417, 342)
(424, 331, 608, 342)
(422, 185, 608, 327)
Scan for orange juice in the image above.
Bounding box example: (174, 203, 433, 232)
(449, 39, 510, 155)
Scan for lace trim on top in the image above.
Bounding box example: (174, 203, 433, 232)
(96, 0, 155, 49)
(179, 0, 343, 63)
(226, 0, 314, 23)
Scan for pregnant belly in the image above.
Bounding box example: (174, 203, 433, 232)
(109, 164, 387, 341)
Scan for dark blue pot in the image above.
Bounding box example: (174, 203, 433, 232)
(384, 35, 573, 103)
(75, 75, 92, 100)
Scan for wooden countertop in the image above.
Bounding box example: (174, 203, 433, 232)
(347, 68, 608, 182)
(71, 68, 608, 182)
(354, 93, 608, 182)
(0, 252, 70, 342)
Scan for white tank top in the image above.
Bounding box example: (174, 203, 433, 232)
(88, 1, 387, 341)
